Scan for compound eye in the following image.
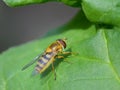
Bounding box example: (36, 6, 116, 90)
(57, 39, 66, 49)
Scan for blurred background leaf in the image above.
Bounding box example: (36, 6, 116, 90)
(82, 0, 120, 27)
(3, 0, 81, 7)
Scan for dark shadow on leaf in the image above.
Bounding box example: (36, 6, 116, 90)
(96, 23, 114, 29)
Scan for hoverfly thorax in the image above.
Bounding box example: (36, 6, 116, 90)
(48, 39, 67, 53)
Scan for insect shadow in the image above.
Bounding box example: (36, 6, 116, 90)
(40, 48, 72, 79)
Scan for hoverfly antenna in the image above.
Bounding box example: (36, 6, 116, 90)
(63, 37, 67, 41)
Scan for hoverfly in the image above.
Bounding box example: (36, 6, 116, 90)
(22, 39, 71, 80)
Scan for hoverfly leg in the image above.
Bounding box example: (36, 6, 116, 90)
(56, 55, 64, 59)
(52, 62, 56, 80)
(62, 51, 71, 55)
(62, 51, 75, 64)
(63, 59, 73, 64)
(62, 51, 78, 56)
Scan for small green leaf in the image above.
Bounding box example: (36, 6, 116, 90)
(59, 0, 81, 7)
(0, 11, 120, 90)
(3, 0, 81, 7)
(3, 0, 49, 7)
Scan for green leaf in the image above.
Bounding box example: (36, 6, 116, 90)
(2, 0, 81, 7)
(82, 0, 120, 27)
(0, 11, 120, 90)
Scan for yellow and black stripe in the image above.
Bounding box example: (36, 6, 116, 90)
(35, 52, 54, 73)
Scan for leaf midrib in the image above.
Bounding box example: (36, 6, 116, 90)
(103, 30, 120, 84)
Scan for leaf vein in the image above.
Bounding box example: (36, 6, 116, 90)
(103, 30, 120, 83)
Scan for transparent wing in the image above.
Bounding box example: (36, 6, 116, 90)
(22, 54, 41, 71)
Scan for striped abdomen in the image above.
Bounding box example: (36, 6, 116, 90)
(35, 52, 54, 74)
